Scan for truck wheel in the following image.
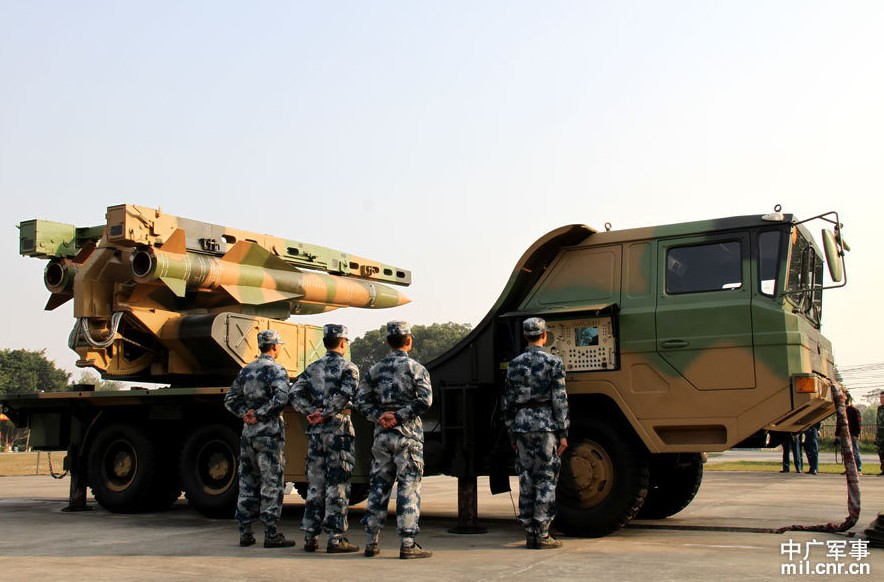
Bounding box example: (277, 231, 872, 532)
(87, 423, 163, 513)
(636, 453, 704, 519)
(179, 424, 239, 519)
(555, 417, 649, 537)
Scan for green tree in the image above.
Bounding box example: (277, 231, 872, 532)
(69, 370, 124, 392)
(349, 322, 472, 372)
(0, 349, 71, 395)
(71, 370, 124, 392)
(0, 349, 71, 451)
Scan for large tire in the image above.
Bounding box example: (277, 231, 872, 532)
(87, 423, 167, 513)
(554, 416, 649, 537)
(179, 424, 240, 519)
(636, 453, 704, 519)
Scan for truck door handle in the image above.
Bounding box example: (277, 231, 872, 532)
(661, 340, 689, 349)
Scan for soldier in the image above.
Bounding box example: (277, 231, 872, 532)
(802, 422, 821, 475)
(290, 324, 360, 553)
(876, 392, 884, 476)
(355, 321, 433, 559)
(779, 432, 802, 473)
(504, 317, 569, 550)
(223, 329, 296, 548)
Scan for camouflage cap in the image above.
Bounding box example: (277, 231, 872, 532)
(522, 317, 547, 335)
(257, 329, 285, 347)
(386, 320, 412, 337)
(323, 323, 348, 340)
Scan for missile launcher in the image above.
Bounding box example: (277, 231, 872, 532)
(18, 204, 411, 384)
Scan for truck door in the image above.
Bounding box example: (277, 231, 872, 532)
(655, 234, 756, 390)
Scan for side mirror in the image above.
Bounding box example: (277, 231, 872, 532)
(822, 229, 843, 282)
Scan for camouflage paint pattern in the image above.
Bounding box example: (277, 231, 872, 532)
(429, 212, 843, 458)
(16, 204, 409, 383)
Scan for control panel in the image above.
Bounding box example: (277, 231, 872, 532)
(544, 316, 617, 372)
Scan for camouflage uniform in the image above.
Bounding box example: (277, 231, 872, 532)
(504, 318, 569, 544)
(224, 330, 291, 544)
(355, 321, 433, 554)
(290, 324, 359, 547)
(876, 403, 884, 475)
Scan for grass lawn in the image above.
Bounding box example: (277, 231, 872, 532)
(1, 452, 880, 478)
(0, 451, 67, 477)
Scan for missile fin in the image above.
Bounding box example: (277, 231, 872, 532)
(160, 276, 187, 298)
(160, 228, 187, 254)
(45, 293, 72, 311)
(221, 285, 302, 305)
(222, 241, 294, 272)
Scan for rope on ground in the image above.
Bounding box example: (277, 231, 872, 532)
(770, 382, 860, 535)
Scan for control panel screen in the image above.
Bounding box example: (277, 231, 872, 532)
(543, 316, 617, 372)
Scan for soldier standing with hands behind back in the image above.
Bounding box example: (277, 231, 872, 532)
(290, 324, 360, 553)
(505, 317, 570, 550)
(355, 321, 433, 559)
(224, 330, 296, 548)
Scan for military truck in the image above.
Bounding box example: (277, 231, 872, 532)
(1, 204, 847, 538)
(423, 207, 847, 536)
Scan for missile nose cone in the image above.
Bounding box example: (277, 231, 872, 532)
(372, 283, 411, 309)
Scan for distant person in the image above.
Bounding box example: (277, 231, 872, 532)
(802, 422, 821, 475)
(876, 392, 884, 476)
(780, 432, 802, 473)
(355, 321, 433, 559)
(504, 317, 570, 550)
(224, 330, 296, 548)
(290, 324, 360, 553)
(836, 392, 863, 475)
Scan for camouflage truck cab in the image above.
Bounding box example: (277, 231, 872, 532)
(426, 209, 847, 537)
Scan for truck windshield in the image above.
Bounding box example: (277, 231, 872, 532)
(785, 227, 824, 328)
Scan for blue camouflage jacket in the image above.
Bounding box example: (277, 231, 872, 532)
(224, 353, 290, 439)
(290, 351, 359, 436)
(355, 350, 432, 441)
(504, 346, 569, 438)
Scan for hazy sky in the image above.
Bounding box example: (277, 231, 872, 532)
(1, 2, 882, 395)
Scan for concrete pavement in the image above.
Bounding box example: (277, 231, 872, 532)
(0, 471, 881, 581)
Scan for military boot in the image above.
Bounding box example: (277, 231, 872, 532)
(264, 532, 297, 548)
(239, 532, 256, 547)
(399, 543, 433, 559)
(364, 543, 380, 557)
(327, 537, 360, 553)
(534, 535, 562, 549)
(303, 537, 319, 552)
(525, 534, 538, 549)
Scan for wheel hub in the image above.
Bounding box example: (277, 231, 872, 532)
(197, 441, 236, 493)
(559, 439, 614, 508)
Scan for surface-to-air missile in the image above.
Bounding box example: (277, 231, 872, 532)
(18, 204, 411, 384)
